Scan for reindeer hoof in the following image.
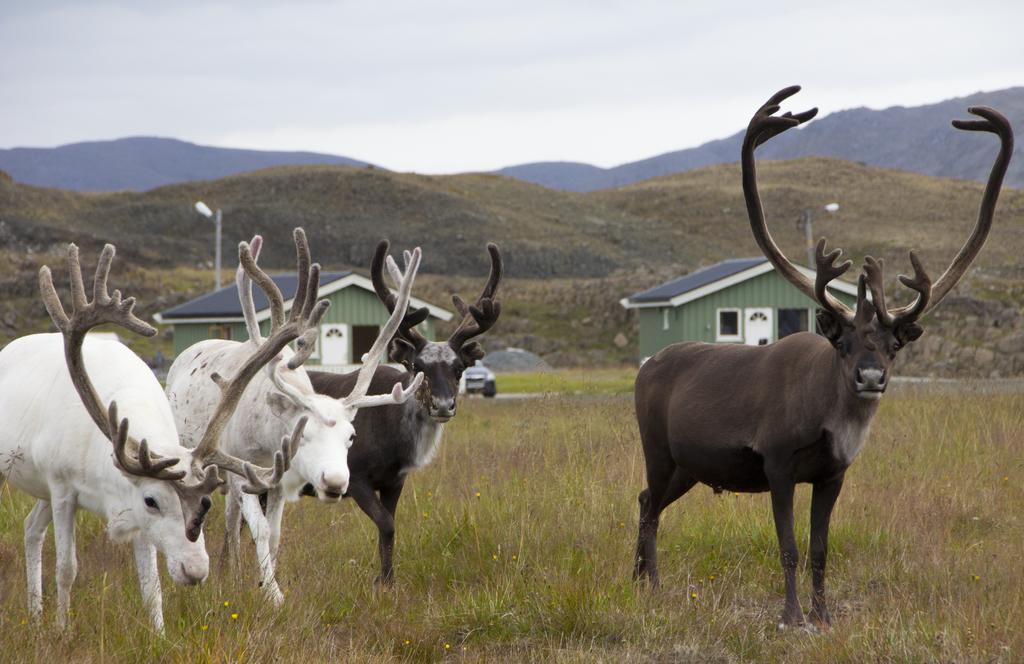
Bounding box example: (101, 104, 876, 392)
(809, 607, 832, 630)
(374, 574, 395, 589)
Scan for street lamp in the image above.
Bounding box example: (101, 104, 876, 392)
(797, 202, 840, 267)
(195, 201, 223, 290)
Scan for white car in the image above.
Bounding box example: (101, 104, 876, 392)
(462, 362, 496, 397)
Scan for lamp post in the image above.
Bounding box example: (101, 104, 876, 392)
(797, 202, 840, 267)
(194, 201, 223, 290)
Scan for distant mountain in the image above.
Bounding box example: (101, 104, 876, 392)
(496, 87, 1024, 191)
(0, 137, 372, 191)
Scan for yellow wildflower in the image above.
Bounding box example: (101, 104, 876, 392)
(231, 612, 239, 620)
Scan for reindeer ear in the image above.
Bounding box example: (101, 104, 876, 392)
(266, 392, 300, 420)
(894, 322, 924, 345)
(388, 338, 417, 370)
(816, 310, 845, 347)
(459, 341, 485, 362)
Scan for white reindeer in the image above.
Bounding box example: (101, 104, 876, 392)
(165, 229, 423, 604)
(0, 242, 301, 631)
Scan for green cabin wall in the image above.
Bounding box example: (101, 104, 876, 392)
(637, 270, 857, 360)
(167, 286, 438, 364)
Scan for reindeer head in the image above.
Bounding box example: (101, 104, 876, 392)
(237, 234, 425, 500)
(39, 242, 305, 584)
(742, 86, 1013, 400)
(371, 241, 503, 422)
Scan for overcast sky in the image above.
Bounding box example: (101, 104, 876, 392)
(1, 1, 1021, 173)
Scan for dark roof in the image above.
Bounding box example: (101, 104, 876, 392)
(629, 258, 767, 303)
(159, 271, 352, 320)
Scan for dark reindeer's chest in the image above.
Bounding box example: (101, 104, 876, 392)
(695, 427, 861, 494)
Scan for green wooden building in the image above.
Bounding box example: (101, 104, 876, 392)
(621, 257, 860, 363)
(154, 271, 452, 370)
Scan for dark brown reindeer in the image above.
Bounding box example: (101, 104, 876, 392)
(633, 86, 1013, 628)
(306, 240, 502, 584)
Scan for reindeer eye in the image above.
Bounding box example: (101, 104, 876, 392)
(143, 496, 159, 511)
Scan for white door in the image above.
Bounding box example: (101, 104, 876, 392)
(320, 324, 350, 365)
(744, 308, 773, 346)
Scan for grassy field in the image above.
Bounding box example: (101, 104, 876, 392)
(495, 368, 636, 395)
(1, 383, 1022, 662)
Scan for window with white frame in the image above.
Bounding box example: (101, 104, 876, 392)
(662, 308, 670, 331)
(716, 308, 742, 341)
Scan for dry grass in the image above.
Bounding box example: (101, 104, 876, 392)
(1, 383, 1022, 662)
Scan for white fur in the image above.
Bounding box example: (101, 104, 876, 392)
(827, 415, 873, 466)
(0, 334, 211, 631)
(406, 422, 445, 474)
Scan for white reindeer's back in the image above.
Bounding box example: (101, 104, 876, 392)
(0, 333, 178, 502)
(167, 339, 288, 466)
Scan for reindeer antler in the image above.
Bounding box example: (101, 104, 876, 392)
(190, 229, 329, 492)
(343, 247, 425, 407)
(814, 239, 854, 325)
(742, 87, 856, 320)
(39, 244, 189, 481)
(370, 240, 430, 352)
(448, 243, 503, 358)
(862, 253, 932, 329)
(906, 107, 1012, 316)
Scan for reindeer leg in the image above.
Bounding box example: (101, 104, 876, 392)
(264, 487, 285, 567)
(51, 491, 78, 629)
(132, 538, 164, 633)
(347, 480, 396, 587)
(240, 492, 284, 606)
(24, 500, 52, 620)
(809, 472, 845, 628)
(767, 475, 803, 627)
(220, 479, 242, 572)
(378, 480, 405, 585)
(635, 465, 695, 587)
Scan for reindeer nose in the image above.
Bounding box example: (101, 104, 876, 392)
(320, 472, 348, 500)
(855, 367, 887, 392)
(431, 397, 455, 417)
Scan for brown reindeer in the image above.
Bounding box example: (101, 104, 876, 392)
(307, 241, 502, 585)
(633, 86, 1013, 628)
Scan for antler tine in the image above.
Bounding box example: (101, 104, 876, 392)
(191, 229, 330, 483)
(344, 247, 422, 406)
(918, 106, 1014, 314)
(346, 371, 426, 410)
(448, 243, 504, 351)
(106, 401, 185, 481)
(239, 238, 286, 333)
(813, 239, 855, 324)
(862, 256, 893, 327)
(39, 244, 187, 483)
(371, 240, 428, 350)
(289, 228, 312, 324)
(742, 88, 855, 319)
(237, 235, 265, 345)
(872, 251, 932, 327)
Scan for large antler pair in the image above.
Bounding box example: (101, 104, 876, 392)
(742, 85, 1014, 327)
(192, 228, 329, 483)
(343, 247, 425, 408)
(39, 242, 305, 502)
(236, 232, 423, 412)
(370, 240, 503, 361)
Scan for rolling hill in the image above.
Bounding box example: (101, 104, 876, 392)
(496, 87, 1024, 191)
(0, 137, 371, 192)
(0, 159, 1021, 373)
